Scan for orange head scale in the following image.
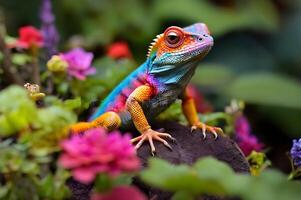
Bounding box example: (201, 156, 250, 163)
(147, 23, 213, 66)
(147, 23, 213, 86)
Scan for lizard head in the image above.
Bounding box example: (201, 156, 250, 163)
(147, 23, 213, 66)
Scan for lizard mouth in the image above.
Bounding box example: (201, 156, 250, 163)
(174, 41, 214, 63)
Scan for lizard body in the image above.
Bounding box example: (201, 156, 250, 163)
(71, 23, 223, 154)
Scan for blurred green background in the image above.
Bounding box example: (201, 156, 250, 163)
(1, 0, 301, 171)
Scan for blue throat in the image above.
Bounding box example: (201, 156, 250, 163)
(148, 54, 199, 90)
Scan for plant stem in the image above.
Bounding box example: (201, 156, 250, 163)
(30, 46, 40, 85)
(0, 33, 24, 85)
(288, 172, 295, 180)
(46, 72, 54, 94)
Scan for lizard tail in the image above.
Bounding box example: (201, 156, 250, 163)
(70, 111, 121, 134)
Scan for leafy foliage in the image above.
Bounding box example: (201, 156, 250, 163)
(226, 73, 301, 109)
(141, 157, 301, 200)
(0, 86, 76, 199)
(0, 86, 37, 136)
(0, 140, 71, 200)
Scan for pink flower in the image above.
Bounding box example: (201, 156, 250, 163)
(91, 186, 147, 200)
(187, 84, 213, 113)
(235, 115, 264, 156)
(59, 128, 140, 184)
(15, 26, 44, 49)
(107, 41, 132, 59)
(235, 115, 251, 137)
(61, 48, 96, 80)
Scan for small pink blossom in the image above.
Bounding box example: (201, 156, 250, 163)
(59, 128, 140, 184)
(235, 115, 264, 156)
(91, 186, 147, 200)
(61, 48, 96, 80)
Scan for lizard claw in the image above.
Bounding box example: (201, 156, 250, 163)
(191, 122, 224, 140)
(210, 129, 218, 140)
(191, 125, 197, 132)
(131, 128, 174, 155)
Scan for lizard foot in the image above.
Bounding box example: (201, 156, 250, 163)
(191, 122, 224, 140)
(131, 129, 175, 156)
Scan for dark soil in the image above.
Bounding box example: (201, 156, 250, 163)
(68, 121, 249, 200)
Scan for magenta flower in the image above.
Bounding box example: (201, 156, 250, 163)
(235, 115, 251, 137)
(235, 115, 264, 156)
(59, 128, 141, 184)
(61, 48, 96, 80)
(91, 186, 147, 200)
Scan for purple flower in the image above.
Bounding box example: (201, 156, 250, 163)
(59, 128, 141, 184)
(61, 48, 96, 80)
(290, 138, 301, 168)
(40, 0, 59, 57)
(235, 115, 264, 156)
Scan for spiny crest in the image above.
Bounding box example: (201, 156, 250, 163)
(147, 33, 163, 58)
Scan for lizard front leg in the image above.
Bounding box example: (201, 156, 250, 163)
(127, 85, 174, 155)
(181, 87, 223, 139)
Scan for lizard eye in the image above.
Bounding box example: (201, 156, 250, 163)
(164, 26, 184, 48)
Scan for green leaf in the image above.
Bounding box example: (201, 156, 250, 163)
(199, 112, 230, 125)
(35, 168, 71, 199)
(141, 157, 301, 200)
(140, 157, 229, 196)
(0, 185, 9, 198)
(192, 64, 235, 88)
(12, 53, 31, 66)
(172, 191, 194, 200)
(37, 174, 54, 197)
(94, 174, 113, 193)
(156, 100, 185, 122)
(226, 73, 301, 109)
(112, 174, 133, 186)
(63, 97, 82, 110)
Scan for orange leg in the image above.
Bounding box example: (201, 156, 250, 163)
(69, 111, 121, 134)
(181, 88, 223, 139)
(127, 85, 175, 155)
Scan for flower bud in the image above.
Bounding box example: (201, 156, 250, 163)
(47, 55, 68, 72)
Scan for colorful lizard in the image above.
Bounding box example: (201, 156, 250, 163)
(70, 23, 223, 154)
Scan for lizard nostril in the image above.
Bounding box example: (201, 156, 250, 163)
(203, 34, 208, 37)
(198, 37, 203, 41)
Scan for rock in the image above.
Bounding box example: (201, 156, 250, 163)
(69, 121, 249, 200)
(133, 121, 249, 200)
